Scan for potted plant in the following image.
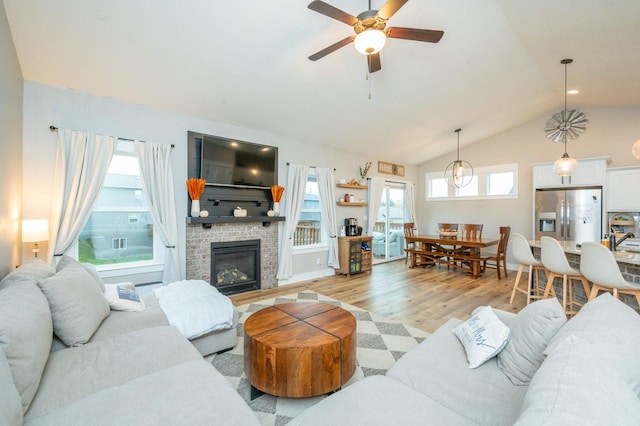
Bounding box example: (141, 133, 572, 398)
(359, 162, 372, 185)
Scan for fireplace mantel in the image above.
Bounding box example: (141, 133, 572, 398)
(186, 216, 285, 228)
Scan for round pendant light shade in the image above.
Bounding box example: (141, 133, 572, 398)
(553, 153, 578, 176)
(632, 138, 640, 160)
(354, 29, 386, 55)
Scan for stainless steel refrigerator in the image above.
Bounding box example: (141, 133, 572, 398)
(534, 186, 603, 245)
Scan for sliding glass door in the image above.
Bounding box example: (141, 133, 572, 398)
(372, 182, 406, 263)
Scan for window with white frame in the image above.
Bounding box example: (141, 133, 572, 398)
(76, 141, 162, 267)
(425, 163, 518, 200)
(293, 171, 325, 248)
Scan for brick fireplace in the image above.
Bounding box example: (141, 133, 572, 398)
(185, 221, 279, 291)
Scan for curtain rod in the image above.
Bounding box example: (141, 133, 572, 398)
(49, 126, 175, 148)
(286, 162, 336, 171)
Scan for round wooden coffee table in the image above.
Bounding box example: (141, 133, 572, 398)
(243, 302, 357, 398)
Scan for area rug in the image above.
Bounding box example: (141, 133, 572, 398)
(207, 291, 430, 426)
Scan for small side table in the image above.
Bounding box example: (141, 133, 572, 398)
(244, 302, 357, 398)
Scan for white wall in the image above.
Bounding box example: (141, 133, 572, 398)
(417, 105, 640, 264)
(22, 82, 417, 283)
(0, 2, 23, 277)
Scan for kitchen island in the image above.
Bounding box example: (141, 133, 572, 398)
(529, 240, 640, 313)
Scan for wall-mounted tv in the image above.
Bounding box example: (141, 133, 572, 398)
(199, 134, 278, 189)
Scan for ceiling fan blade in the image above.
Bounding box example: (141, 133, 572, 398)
(308, 1, 359, 26)
(368, 53, 382, 73)
(387, 27, 444, 43)
(377, 0, 408, 20)
(308, 36, 356, 61)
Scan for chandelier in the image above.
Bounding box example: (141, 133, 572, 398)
(444, 128, 473, 188)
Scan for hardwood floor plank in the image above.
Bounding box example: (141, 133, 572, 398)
(230, 260, 526, 333)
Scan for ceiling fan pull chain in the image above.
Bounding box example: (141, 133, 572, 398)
(367, 70, 372, 99)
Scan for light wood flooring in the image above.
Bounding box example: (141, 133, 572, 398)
(230, 260, 527, 333)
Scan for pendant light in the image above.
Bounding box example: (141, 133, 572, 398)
(632, 138, 640, 159)
(544, 58, 587, 176)
(444, 128, 473, 188)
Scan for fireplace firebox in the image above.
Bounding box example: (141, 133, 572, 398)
(210, 239, 260, 295)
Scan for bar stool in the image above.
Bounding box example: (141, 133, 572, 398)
(579, 242, 640, 305)
(509, 233, 546, 305)
(540, 236, 591, 316)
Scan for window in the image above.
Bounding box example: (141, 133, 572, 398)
(294, 172, 324, 248)
(425, 163, 518, 201)
(428, 177, 448, 198)
(77, 141, 161, 267)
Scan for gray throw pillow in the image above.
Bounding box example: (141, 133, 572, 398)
(37, 262, 110, 347)
(515, 335, 640, 425)
(0, 260, 55, 290)
(0, 347, 23, 425)
(56, 255, 105, 292)
(497, 297, 567, 385)
(543, 292, 640, 394)
(0, 277, 53, 413)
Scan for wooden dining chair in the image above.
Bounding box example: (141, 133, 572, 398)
(482, 226, 510, 279)
(461, 224, 483, 239)
(437, 223, 459, 268)
(454, 224, 484, 270)
(403, 222, 416, 264)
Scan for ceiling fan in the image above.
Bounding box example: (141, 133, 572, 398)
(307, 0, 444, 73)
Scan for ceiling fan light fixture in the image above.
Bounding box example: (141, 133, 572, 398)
(354, 29, 386, 55)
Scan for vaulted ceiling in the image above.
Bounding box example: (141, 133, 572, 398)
(4, 0, 640, 165)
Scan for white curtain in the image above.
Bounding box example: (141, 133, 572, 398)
(135, 141, 182, 283)
(48, 129, 117, 262)
(276, 164, 310, 280)
(316, 167, 340, 269)
(366, 177, 386, 236)
(405, 182, 417, 232)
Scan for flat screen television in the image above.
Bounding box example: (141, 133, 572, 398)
(199, 134, 277, 189)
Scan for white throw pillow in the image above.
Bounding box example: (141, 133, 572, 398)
(453, 306, 511, 368)
(104, 283, 146, 312)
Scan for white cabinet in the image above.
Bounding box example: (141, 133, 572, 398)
(607, 167, 640, 211)
(533, 158, 607, 188)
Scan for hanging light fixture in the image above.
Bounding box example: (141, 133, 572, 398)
(444, 128, 473, 188)
(632, 138, 640, 159)
(544, 58, 587, 176)
(354, 28, 387, 55)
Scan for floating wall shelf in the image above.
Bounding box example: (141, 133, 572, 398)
(186, 216, 285, 228)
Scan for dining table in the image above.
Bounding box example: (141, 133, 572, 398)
(405, 234, 500, 279)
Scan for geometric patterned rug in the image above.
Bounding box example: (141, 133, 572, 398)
(206, 290, 431, 426)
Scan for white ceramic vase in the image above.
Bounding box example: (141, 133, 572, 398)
(190, 199, 200, 217)
(273, 202, 280, 216)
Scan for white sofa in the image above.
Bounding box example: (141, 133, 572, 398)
(291, 293, 640, 425)
(0, 260, 259, 426)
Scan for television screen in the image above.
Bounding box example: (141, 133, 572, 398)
(199, 135, 277, 188)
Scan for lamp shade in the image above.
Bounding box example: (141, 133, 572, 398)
(632, 138, 640, 160)
(553, 154, 578, 176)
(354, 29, 386, 55)
(22, 220, 49, 243)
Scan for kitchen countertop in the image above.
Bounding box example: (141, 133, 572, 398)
(529, 240, 640, 266)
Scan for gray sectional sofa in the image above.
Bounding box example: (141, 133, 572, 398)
(292, 293, 640, 425)
(0, 260, 259, 426)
